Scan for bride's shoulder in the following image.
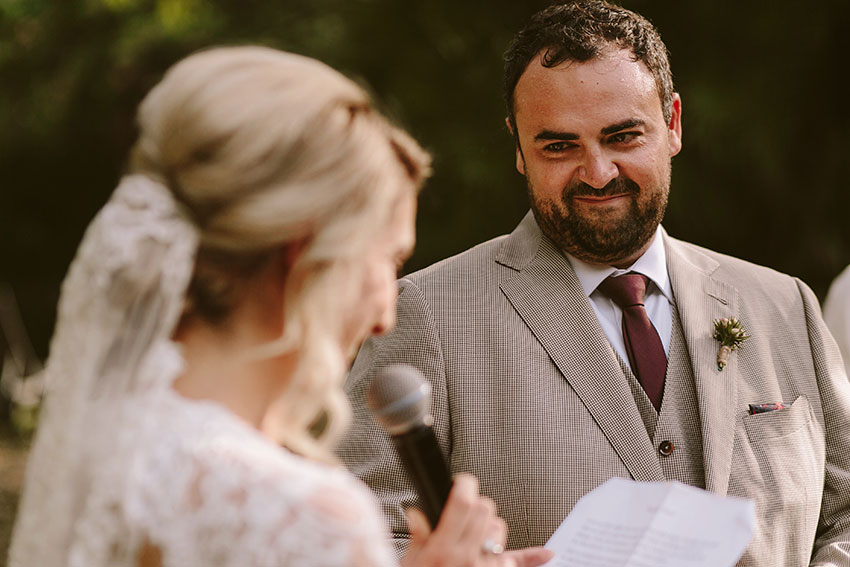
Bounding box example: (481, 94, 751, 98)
(139, 391, 315, 479)
(135, 391, 378, 520)
(128, 392, 395, 566)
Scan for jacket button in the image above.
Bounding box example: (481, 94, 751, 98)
(658, 440, 674, 456)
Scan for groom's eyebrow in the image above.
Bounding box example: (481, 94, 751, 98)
(601, 119, 645, 135)
(535, 129, 579, 141)
(533, 119, 646, 142)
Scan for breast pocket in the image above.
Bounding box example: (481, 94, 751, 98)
(737, 395, 822, 555)
(743, 395, 814, 441)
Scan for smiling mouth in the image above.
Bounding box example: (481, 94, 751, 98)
(573, 194, 631, 204)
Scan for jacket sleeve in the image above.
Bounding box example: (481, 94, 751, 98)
(800, 279, 850, 566)
(335, 278, 450, 560)
(822, 266, 850, 379)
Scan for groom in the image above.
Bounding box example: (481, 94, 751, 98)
(337, 2, 850, 564)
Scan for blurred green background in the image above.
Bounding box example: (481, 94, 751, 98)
(2, 0, 849, 360)
(0, 0, 849, 560)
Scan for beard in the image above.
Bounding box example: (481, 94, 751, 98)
(528, 174, 669, 265)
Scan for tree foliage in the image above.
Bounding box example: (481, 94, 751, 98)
(1, 0, 848, 357)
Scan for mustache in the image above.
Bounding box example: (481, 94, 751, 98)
(566, 176, 641, 198)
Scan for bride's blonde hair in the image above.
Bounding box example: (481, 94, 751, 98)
(130, 46, 430, 461)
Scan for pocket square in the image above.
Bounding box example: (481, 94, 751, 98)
(748, 402, 788, 415)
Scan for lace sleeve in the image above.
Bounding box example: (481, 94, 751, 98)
(131, 405, 398, 567)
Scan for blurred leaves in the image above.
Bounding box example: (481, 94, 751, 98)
(1, 0, 848, 357)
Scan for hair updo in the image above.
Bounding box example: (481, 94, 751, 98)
(130, 46, 430, 460)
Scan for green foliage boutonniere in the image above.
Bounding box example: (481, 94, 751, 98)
(712, 317, 750, 371)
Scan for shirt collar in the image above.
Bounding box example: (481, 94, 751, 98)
(565, 225, 673, 302)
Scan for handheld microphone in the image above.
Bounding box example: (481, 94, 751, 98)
(367, 364, 452, 528)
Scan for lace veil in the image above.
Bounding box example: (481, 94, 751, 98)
(9, 174, 198, 565)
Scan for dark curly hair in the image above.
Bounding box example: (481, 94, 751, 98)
(503, 1, 673, 132)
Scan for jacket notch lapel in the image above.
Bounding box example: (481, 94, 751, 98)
(665, 235, 739, 495)
(500, 233, 664, 483)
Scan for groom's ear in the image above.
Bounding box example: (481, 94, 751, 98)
(667, 93, 683, 157)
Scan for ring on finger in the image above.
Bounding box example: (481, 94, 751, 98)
(481, 539, 504, 555)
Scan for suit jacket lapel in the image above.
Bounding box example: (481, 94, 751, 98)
(497, 213, 664, 482)
(664, 232, 739, 495)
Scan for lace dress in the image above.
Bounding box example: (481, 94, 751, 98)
(13, 387, 398, 567)
(8, 176, 398, 566)
(9, 175, 399, 566)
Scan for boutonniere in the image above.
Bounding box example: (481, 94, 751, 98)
(713, 317, 750, 371)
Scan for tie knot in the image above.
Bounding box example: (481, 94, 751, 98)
(598, 273, 648, 308)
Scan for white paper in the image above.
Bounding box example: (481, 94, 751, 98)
(544, 478, 755, 567)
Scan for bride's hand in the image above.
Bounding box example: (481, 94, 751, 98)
(400, 474, 553, 567)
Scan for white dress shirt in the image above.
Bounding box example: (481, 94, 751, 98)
(565, 225, 674, 372)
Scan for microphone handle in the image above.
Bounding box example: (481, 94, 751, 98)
(391, 423, 452, 528)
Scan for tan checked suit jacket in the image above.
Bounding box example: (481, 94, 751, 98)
(337, 212, 850, 566)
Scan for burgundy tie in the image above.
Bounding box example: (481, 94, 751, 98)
(598, 273, 667, 411)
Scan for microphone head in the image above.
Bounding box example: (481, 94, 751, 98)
(367, 364, 432, 435)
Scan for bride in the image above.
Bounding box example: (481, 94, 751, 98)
(8, 47, 551, 566)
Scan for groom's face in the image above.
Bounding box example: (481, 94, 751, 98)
(511, 48, 682, 268)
